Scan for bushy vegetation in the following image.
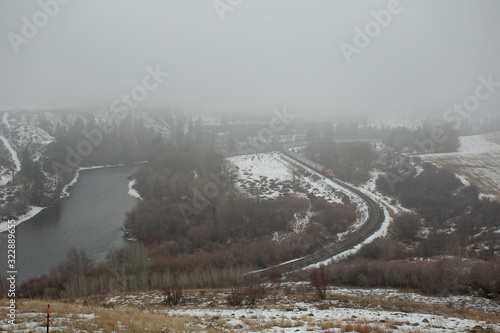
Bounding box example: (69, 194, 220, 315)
(304, 141, 374, 184)
(16, 194, 359, 299)
(309, 265, 328, 300)
(16, 244, 250, 299)
(16, 136, 364, 299)
(367, 161, 500, 298)
(377, 163, 500, 231)
(43, 115, 158, 188)
(324, 257, 500, 298)
(131, 140, 228, 201)
(307, 198, 357, 241)
(226, 281, 268, 306)
(1, 149, 54, 218)
(385, 123, 460, 153)
(378, 163, 464, 224)
(14, 121, 499, 302)
(124, 140, 359, 272)
(125, 195, 311, 250)
(389, 213, 422, 242)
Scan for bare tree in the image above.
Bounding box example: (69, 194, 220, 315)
(244, 280, 267, 305)
(309, 265, 328, 300)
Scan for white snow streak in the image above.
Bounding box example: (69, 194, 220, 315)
(0, 206, 45, 233)
(0, 135, 21, 174)
(128, 179, 142, 200)
(1, 111, 11, 130)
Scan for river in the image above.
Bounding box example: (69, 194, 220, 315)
(0, 164, 141, 283)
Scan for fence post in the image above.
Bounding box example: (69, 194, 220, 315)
(47, 304, 50, 332)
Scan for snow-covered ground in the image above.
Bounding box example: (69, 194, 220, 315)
(325, 286, 500, 314)
(159, 305, 498, 333)
(229, 152, 359, 205)
(228, 152, 393, 267)
(306, 170, 409, 268)
(228, 152, 369, 229)
(457, 132, 500, 153)
(420, 132, 500, 201)
(127, 179, 142, 200)
(0, 206, 45, 233)
(0, 135, 21, 185)
(4, 285, 498, 332)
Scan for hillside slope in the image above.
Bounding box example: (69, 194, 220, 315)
(420, 132, 500, 201)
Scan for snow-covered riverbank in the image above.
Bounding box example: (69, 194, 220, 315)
(0, 206, 45, 233)
(60, 161, 147, 198)
(127, 179, 142, 200)
(0, 161, 147, 232)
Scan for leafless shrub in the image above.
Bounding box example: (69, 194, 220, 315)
(226, 286, 245, 306)
(162, 284, 183, 306)
(244, 281, 267, 305)
(268, 271, 282, 302)
(309, 265, 328, 300)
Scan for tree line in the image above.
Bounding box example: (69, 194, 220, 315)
(304, 141, 374, 184)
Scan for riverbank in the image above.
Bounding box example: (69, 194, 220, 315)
(127, 179, 142, 200)
(60, 161, 146, 198)
(0, 161, 147, 232)
(0, 206, 46, 233)
(0, 163, 144, 283)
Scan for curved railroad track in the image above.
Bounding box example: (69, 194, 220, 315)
(245, 144, 385, 281)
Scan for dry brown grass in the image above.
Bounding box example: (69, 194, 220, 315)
(341, 319, 387, 333)
(1, 299, 202, 332)
(280, 287, 498, 323)
(2, 286, 498, 332)
(322, 293, 500, 323)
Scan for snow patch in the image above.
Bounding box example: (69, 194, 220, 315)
(0, 135, 21, 175)
(420, 132, 500, 201)
(0, 206, 45, 233)
(458, 133, 500, 154)
(128, 179, 142, 200)
(456, 174, 470, 186)
(1, 111, 11, 130)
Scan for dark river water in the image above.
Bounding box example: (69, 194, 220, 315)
(0, 164, 141, 283)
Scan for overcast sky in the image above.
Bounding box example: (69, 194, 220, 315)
(1, 0, 499, 118)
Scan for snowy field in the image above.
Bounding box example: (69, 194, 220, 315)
(228, 152, 398, 267)
(228, 152, 345, 203)
(2, 285, 498, 332)
(228, 152, 372, 239)
(420, 132, 500, 201)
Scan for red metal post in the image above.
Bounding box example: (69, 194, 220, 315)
(47, 304, 50, 333)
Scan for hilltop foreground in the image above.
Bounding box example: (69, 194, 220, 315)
(1, 284, 499, 332)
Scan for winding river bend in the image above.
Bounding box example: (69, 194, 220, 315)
(0, 164, 141, 283)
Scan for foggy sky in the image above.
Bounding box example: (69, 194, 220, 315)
(1, 0, 499, 118)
